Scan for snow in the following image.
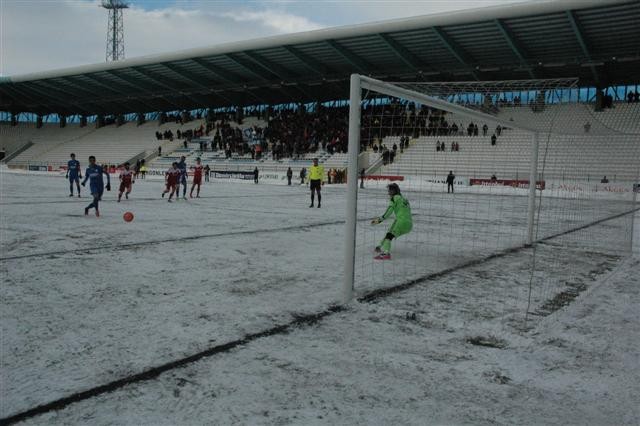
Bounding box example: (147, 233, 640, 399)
(1, 171, 638, 425)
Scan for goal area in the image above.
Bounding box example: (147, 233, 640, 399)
(342, 74, 639, 329)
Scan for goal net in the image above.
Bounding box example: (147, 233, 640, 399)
(343, 75, 640, 330)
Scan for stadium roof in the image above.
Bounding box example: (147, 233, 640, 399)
(1, 0, 639, 116)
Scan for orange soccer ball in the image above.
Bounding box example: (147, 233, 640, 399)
(123, 211, 134, 222)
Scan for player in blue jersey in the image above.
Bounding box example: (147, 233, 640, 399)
(81, 156, 110, 217)
(176, 156, 188, 200)
(66, 153, 82, 197)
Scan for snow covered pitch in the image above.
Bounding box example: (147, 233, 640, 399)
(1, 172, 639, 425)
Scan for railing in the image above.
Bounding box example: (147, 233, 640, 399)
(1, 141, 34, 163)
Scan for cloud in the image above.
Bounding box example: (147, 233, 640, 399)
(0, 0, 324, 76)
(220, 9, 324, 33)
(1, 0, 536, 77)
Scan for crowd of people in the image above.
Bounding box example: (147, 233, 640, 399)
(149, 98, 520, 167)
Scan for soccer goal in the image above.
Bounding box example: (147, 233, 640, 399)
(343, 74, 640, 326)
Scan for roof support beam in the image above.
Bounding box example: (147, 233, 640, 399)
(377, 33, 422, 71)
(51, 79, 102, 99)
(162, 63, 218, 89)
(161, 63, 237, 104)
(431, 27, 479, 80)
(242, 52, 315, 101)
(282, 45, 332, 76)
(30, 80, 83, 101)
(224, 54, 273, 82)
(1, 83, 43, 107)
(107, 70, 164, 94)
(132, 67, 184, 91)
(79, 74, 134, 97)
(191, 58, 244, 85)
(244, 52, 297, 81)
(77, 75, 160, 112)
(326, 40, 369, 73)
(110, 69, 187, 110)
(21, 82, 98, 115)
(494, 19, 535, 79)
(566, 11, 600, 84)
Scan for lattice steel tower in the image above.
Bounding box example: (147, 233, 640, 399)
(101, 0, 129, 62)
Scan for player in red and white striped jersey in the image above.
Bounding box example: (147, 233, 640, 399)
(162, 162, 181, 202)
(190, 157, 204, 198)
(117, 162, 135, 202)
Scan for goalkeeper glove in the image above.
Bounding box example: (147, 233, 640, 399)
(371, 217, 382, 225)
(81, 182, 86, 187)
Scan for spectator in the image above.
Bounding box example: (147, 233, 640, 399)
(183, 140, 188, 149)
(204, 164, 210, 182)
(496, 125, 502, 136)
(482, 124, 488, 136)
(601, 176, 609, 183)
(360, 168, 365, 189)
(491, 174, 497, 182)
(491, 134, 497, 146)
(473, 124, 479, 136)
(158, 146, 162, 156)
(628, 91, 635, 103)
(584, 122, 591, 133)
(253, 167, 259, 184)
(446, 171, 455, 194)
(327, 168, 332, 185)
(436, 141, 440, 152)
(299, 167, 306, 185)
(604, 93, 613, 109)
(451, 141, 455, 152)
(287, 167, 293, 185)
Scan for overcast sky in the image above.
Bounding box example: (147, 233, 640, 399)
(1, 0, 538, 76)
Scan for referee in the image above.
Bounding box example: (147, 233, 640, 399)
(308, 158, 324, 208)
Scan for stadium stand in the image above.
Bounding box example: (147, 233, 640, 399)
(379, 102, 640, 182)
(6, 119, 206, 168)
(1, 123, 96, 164)
(3, 101, 637, 184)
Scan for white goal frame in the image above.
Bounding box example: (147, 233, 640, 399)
(342, 74, 543, 303)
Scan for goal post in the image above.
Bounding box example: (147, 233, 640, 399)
(343, 73, 362, 303)
(342, 74, 640, 325)
(343, 75, 543, 303)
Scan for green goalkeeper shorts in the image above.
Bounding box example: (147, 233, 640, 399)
(390, 219, 412, 238)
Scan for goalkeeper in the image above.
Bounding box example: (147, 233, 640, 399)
(371, 183, 412, 260)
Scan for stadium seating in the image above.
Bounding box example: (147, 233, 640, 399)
(4, 103, 638, 182)
(7, 119, 206, 168)
(380, 129, 638, 182)
(1, 123, 96, 164)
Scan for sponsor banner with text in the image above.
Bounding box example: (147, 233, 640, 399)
(470, 178, 546, 190)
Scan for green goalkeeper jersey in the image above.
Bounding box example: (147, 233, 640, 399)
(381, 194, 412, 224)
